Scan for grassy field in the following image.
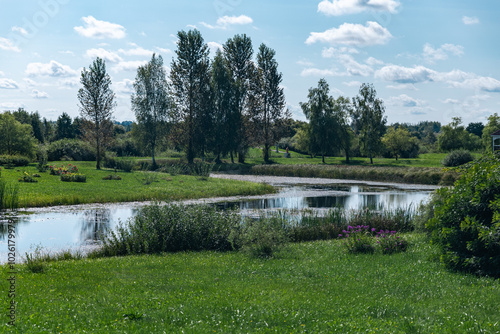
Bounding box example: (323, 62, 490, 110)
(0, 161, 274, 208)
(1, 234, 499, 333)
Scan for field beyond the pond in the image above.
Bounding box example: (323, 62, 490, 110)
(2, 234, 498, 333)
(0, 161, 274, 208)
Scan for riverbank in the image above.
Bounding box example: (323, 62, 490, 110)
(2, 234, 498, 333)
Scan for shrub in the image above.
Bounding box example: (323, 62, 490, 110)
(103, 156, 135, 172)
(60, 173, 86, 182)
(441, 149, 474, 167)
(18, 172, 38, 183)
(427, 154, 500, 277)
(49, 164, 79, 176)
(0, 155, 30, 167)
(188, 161, 213, 180)
(47, 139, 96, 161)
(376, 230, 409, 254)
(98, 204, 239, 256)
(340, 225, 375, 254)
(230, 216, 289, 258)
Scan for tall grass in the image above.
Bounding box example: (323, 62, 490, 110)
(0, 179, 19, 210)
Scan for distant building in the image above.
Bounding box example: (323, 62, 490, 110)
(492, 130, 500, 151)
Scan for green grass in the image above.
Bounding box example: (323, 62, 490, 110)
(2, 234, 499, 333)
(0, 161, 274, 208)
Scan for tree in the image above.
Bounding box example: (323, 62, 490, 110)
(210, 49, 234, 163)
(248, 43, 288, 163)
(438, 117, 482, 152)
(223, 34, 254, 163)
(482, 113, 500, 152)
(30, 111, 44, 143)
(353, 83, 387, 164)
(77, 57, 116, 169)
(382, 126, 412, 160)
(466, 122, 484, 138)
(301, 79, 350, 163)
(170, 29, 211, 164)
(55, 112, 75, 140)
(0, 112, 37, 158)
(132, 53, 173, 168)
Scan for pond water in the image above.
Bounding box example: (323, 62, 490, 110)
(0, 175, 437, 261)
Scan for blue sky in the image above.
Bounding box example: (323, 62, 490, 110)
(1, 0, 499, 126)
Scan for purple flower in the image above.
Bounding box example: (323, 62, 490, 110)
(371, 228, 376, 232)
(339, 234, 343, 237)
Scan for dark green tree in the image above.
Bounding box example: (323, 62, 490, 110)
(30, 111, 44, 143)
(482, 113, 500, 152)
(382, 126, 412, 160)
(132, 53, 173, 168)
(77, 57, 116, 169)
(170, 29, 211, 164)
(55, 112, 75, 140)
(249, 43, 288, 163)
(223, 34, 254, 163)
(353, 83, 387, 164)
(42, 117, 54, 142)
(438, 117, 481, 152)
(466, 122, 484, 138)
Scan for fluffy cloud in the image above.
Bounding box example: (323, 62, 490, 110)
(11, 26, 28, 36)
(112, 60, 148, 73)
(118, 46, 154, 57)
(300, 67, 345, 77)
(423, 43, 464, 63)
(321, 46, 358, 58)
(74, 16, 126, 39)
(306, 21, 392, 46)
(462, 16, 479, 25)
(375, 65, 436, 84)
(0, 37, 21, 52)
(387, 94, 425, 107)
(201, 15, 253, 29)
(338, 54, 373, 76)
(0, 78, 19, 89)
(115, 79, 135, 94)
(31, 89, 49, 99)
(86, 48, 123, 63)
(318, 0, 400, 16)
(26, 61, 78, 77)
(452, 77, 500, 93)
(207, 42, 223, 55)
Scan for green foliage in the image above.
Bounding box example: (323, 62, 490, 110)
(0, 155, 30, 167)
(54, 112, 76, 140)
(60, 173, 86, 182)
(438, 117, 482, 152)
(482, 113, 500, 152)
(230, 216, 289, 258)
(187, 161, 213, 180)
(441, 149, 474, 167)
(24, 246, 46, 273)
(427, 154, 500, 277)
(341, 225, 375, 254)
(98, 203, 238, 256)
(47, 139, 96, 161)
(0, 112, 38, 158)
(0, 179, 19, 209)
(18, 171, 38, 183)
(376, 230, 409, 254)
(382, 126, 414, 160)
(102, 174, 122, 180)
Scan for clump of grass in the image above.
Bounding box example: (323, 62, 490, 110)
(376, 229, 409, 254)
(135, 172, 159, 185)
(24, 246, 84, 272)
(97, 203, 240, 257)
(0, 179, 19, 210)
(188, 161, 214, 180)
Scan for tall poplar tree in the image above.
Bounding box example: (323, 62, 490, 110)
(170, 29, 211, 164)
(78, 57, 115, 169)
(223, 34, 254, 163)
(132, 53, 172, 168)
(353, 83, 386, 164)
(249, 43, 287, 163)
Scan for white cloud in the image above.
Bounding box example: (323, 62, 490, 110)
(0, 70, 4, 76)
(112, 60, 148, 73)
(306, 21, 392, 46)
(59, 78, 79, 88)
(0, 78, 19, 89)
(86, 48, 123, 63)
(321, 46, 358, 58)
(201, 15, 253, 29)
(0, 37, 21, 52)
(118, 46, 154, 57)
(155, 47, 173, 54)
(443, 98, 460, 105)
(74, 16, 126, 39)
(375, 65, 436, 84)
(12, 26, 28, 36)
(116, 79, 135, 94)
(462, 16, 479, 25)
(26, 61, 78, 77)
(0, 102, 25, 110)
(343, 80, 362, 87)
(297, 60, 315, 67)
(31, 89, 49, 99)
(387, 83, 417, 90)
(365, 57, 384, 66)
(338, 54, 373, 76)
(207, 42, 223, 55)
(318, 0, 400, 16)
(423, 43, 464, 63)
(59, 50, 75, 56)
(300, 67, 346, 77)
(452, 77, 500, 93)
(387, 94, 425, 107)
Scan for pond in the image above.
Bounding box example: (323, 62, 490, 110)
(0, 175, 438, 261)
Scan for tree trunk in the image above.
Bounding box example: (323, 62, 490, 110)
(345, 149, 350, 164)
(322, 154, 325, 164)
(263, 144, 270, 163)
(230, 151, 234, 164)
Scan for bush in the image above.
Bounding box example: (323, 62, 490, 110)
(340, 225, 376, 254)
(60, 173, 86, 182)
(104, 157, 135, 172)
(0, 180, 19, 210)
(230, 216, 289, 258)
(47, 139, 96, 161)
(18, 172, 38, 183)
(376, 230, 409, 254)
(427, 154, 500, 277)
(441, 149, 474, 167)
(0, 155, 30, 167)
(98, 204, 239, 256)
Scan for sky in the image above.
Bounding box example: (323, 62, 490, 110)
(1, 0, 499, 126)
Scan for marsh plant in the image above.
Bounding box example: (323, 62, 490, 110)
(188, 161, 214, 180)
(0, 180, 19, 210)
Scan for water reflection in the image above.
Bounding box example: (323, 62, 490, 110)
(80, 209, 112, 244)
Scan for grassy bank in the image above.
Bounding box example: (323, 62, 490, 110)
(0, 161, 274, 208)
(250, 163, 458, 185)
(2, 234, 499, 333)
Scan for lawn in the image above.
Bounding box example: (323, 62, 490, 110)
(1, 234, 498, 333)
(0, 161, 274, 208)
